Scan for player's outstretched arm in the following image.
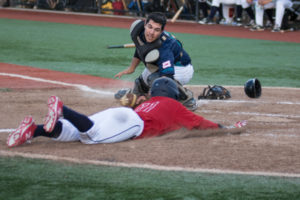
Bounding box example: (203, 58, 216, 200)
(114, 57, 140, 79)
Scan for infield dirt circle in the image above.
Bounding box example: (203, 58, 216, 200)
(0, 9, 299, 176)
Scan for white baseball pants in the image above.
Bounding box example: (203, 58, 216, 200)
(53, 107, 144, 144)
(255, 0, 293, 27)
(142, 63, 194, 86)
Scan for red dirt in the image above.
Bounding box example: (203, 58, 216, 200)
(0, 63, 132, 89)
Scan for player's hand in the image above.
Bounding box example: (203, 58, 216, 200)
(114, 71, 126, 79)
(114, 67, 134, 79)
(136, 95, 148, 105)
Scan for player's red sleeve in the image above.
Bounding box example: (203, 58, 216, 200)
(175, 104, 219, 130)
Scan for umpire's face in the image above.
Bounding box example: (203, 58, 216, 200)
(144, 20, 163, 43)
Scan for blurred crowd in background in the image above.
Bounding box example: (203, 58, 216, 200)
(1, 0, 299, 32)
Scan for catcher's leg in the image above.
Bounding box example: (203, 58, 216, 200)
(175, 81, 198, 111)
(146, 71, 160, 86)
(115, 72, 152, 100)
(133, 74, 150, 96)
(174, 64, 194, 85)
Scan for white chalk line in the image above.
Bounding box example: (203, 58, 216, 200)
(264, 133, 299, 138)
(1, 72, 300, 177)
(0, 129, 14, 133)
(198, 109, 300, 119)
(0, 150, 299, 178)
(1, 72, 300, 105)
(0, 72, 114, 96)
(197, 99, 300, 105)
(187, 85, 300, 90)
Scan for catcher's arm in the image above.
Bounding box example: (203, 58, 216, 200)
(114, 57, 140, 79)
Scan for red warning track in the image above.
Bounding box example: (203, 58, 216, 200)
(0, 63, 132, 89)
(0, 8, 300, 43)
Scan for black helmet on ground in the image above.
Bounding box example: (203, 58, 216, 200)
(244, 78, 262, 98)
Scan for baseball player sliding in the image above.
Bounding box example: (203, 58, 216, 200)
(7, 77, 247, 147)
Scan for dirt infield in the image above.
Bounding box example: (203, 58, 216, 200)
(0, 9, 300, 176)
(1, 63, 300, 176)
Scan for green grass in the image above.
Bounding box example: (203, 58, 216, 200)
(1, 157, 300, 200)
(0, 88, 12, 92)
(0, 18, 300, 86)
(0, 18, 139, 81)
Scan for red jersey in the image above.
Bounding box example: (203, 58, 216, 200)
(134, 96, 219, 139)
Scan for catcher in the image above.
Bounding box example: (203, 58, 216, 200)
(7, 77, 246, 147)
(114, 12, 197, 111)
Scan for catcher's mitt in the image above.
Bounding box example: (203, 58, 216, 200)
(114, 88, 132, 100)
(198, 85, 231, 100)
(119, 93, 138, 108)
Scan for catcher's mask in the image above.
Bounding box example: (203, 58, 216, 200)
(198, 85, 231, 100)
(150, 77, 179, 100)
(244, 78, 262, 98)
